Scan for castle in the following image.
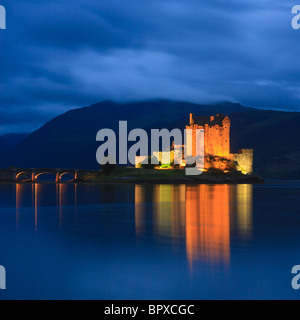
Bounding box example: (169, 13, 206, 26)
(187, 113, 253, 174)
(186, 114, 230, 158)
(135, 113, 253, 175)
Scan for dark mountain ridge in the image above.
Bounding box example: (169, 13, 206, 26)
(0, 133, 29, 154)
(1, 100, 299, 178)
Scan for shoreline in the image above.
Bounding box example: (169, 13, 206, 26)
(0, 174, 294, 186)
(0, 176, 264, 185)
(80, 168, 264, 185)
(79, 174, 264, 185)
(0, 168, 264, 185)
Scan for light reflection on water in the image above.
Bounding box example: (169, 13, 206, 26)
(16, 183, 74, 232)
(15, 183, 253, 269)
(135, 184, 253, 268)
(3, 181, 300, 299)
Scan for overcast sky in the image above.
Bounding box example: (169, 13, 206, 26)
(0, 0, 299, 133)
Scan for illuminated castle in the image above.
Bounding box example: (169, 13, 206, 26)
(187, 113, 253, 174)
(135, 113, 253, 175)
(187, 114, 230, 157)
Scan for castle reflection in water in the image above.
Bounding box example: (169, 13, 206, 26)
(135, 184, 253, 267)
(15, 182, 253, 268)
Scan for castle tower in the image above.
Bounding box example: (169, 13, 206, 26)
(186, 113, 231, 157)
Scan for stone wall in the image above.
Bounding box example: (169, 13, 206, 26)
(204, 123, 230, 157)
(186, 117, 230, 158)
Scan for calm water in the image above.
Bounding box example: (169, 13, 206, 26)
(0, 181, 300, 300)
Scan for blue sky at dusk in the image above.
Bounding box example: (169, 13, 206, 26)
(0, 0, 299, 133)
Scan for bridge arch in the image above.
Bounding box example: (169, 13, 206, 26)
(34, 172, 57, 182)
(58, 172, 76, 182)
(1, 168, 89, 183)
(15, 172, 32, 181)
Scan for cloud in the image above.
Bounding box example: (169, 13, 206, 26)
(0, 0, 300, 133)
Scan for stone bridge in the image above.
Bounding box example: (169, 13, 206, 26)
(0, 168, 97, 182)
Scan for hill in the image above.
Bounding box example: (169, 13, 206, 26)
(0, 133, 29, 154)
(1, 100, 299, 178)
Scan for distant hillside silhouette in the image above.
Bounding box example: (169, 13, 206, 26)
(0, 133, 29, 154)
(1, 100, 300, 178)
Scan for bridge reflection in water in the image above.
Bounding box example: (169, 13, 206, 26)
(16, 183, 77, 232)
(135, 184, 253, 267)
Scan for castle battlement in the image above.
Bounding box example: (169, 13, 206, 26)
(188, 113, 253, 174)
(187, 113, 231, 158)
